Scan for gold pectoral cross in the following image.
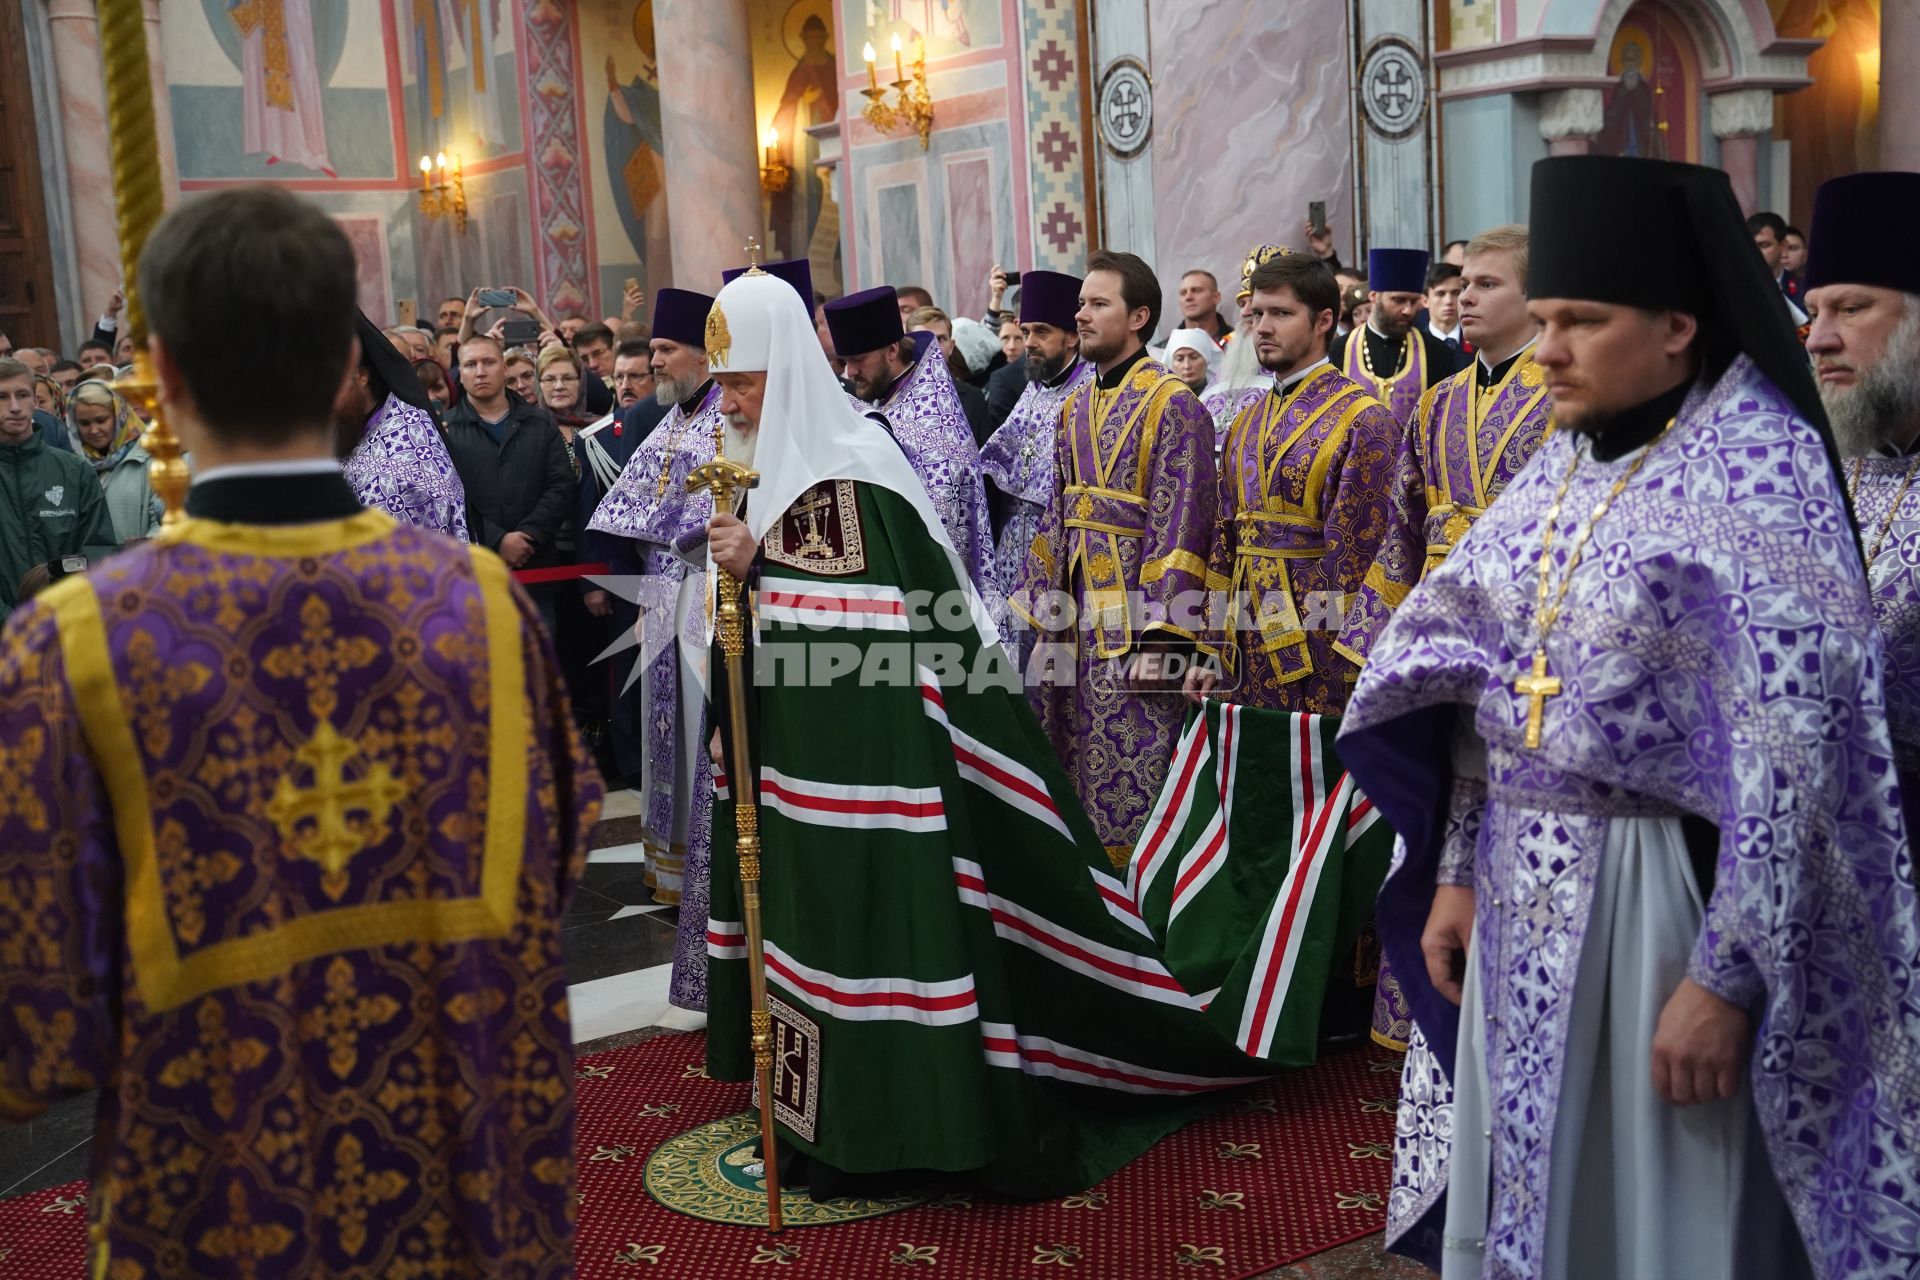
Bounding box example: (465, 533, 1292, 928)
(1513, 649, 1561, 749)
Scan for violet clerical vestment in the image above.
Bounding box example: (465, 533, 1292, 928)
(0, 508, 602, 1278)
(586, 385, 720, 1010)
(1201, 361, 1399, 716)
(1202, 383, 1269, 454)
(873, 347, 999, 605)
(344, 392, 470, 541)
(1337, 344, 1553, 667)
(1849, 453, 1920, 826)
(1011, 353, 1217, 866)
(1339, 324, 1430, 426)
(978, 357, 1094, 669)
(1339, 357, 1920, 1279)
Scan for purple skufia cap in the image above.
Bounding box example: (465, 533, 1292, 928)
(824, 285, 905, 356)
(1018, 270, 1082, 329)
(1804, 171, 1920, 294)
(1368, 247, 1430, 295)
(650, 288, 715, 348)
(721, 256, 814, 305)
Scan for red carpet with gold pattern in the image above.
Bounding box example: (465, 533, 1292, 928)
(0, 1032, 1398, 1278)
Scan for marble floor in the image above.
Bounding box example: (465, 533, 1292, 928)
(0, 787, 1428, 1276)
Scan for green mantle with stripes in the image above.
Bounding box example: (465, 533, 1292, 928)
(704, 480, 1384, 1197)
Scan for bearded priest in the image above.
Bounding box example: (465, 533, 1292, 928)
(1333, 248, 1458, 424)
(695, 265, 1268, 1199)
(977, 269, 1092, 674)
(585, 286, 722, 1006)
(1803, 170, 1920, 835)
(1341, 155, 1918, 1279)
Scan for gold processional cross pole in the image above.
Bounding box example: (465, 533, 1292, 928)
(687, 244, 780, 1230)
(98, 0, 190, 524)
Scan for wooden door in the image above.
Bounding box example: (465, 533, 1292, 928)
(0, 0, 60, 352)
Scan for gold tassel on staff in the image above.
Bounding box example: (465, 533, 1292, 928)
(98, 0, 189, 524)
(687, 362, 783, 1234)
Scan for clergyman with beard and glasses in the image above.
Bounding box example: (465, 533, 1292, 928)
(1804, 169, 1920, 829)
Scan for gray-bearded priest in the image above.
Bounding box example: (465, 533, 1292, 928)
(1803, 169, 1920, 836)
(1340, 155, 1919, 1280)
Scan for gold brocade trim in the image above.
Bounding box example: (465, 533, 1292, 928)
(1331, 639, 1369, 669)
(1300, 400, 1371, 520)
(1361, 562, 1411, 609)
(1027, 531, 1056, 577)
(229, 0, 294, 109)
(1237, 509, 1323, 529)
(158, 509, 398, 556)
(1066, 517, 1151, 539)
(1103, 843, 1133, 870)
(50, 542, 530, 1014)
(1139, 547, 1208, 586)
(1064, 483, 1147, 507)
(0, 1078, 42, 1122)
(1370, 1028, 1409, 1052)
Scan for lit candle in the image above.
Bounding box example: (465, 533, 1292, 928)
(891, 32, 904, 83)
(435, 151, 448, 172)
(863, 41, 878, 91)
(419, 154, 432, 192)
(763, 125, 779, 164)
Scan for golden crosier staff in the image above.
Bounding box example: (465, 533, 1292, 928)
(98, 0, 189, 523)
(686, 300, 782, 1233)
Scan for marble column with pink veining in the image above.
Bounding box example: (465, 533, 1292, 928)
(47, 0, 123, 330)
(1883, 0, 1920, 170)
(143, 0, 181, 203)
(653, 0, 762, 292)
(1709, 90, 1775, 218)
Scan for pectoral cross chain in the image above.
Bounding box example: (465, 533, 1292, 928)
(1512, 649, 1561, 749)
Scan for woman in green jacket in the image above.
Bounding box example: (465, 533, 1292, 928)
(68, 380, 160, 545)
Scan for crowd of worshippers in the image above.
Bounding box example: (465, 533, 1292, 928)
(0, 195, 1841, 786)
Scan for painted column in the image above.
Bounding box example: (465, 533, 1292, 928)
(1709, 89, 1774, 215)
(1883, 0, 1920, 170)
(46, 0, 122, 328)
(1087, 0, 1155, 257)
(523, 0, 594, 317)
(1538, 88, 1603, 157)
(141, 0, 179, 202)
(653, 0, 762, 291)
(1351, 0, 1435, 253)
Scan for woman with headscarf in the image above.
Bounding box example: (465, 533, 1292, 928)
(336, 310, 470, 540)
(67, 379, 161, 545)
(33, 374, 66, 420)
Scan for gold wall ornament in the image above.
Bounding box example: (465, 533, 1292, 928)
(706, 305, 733, 367)
(418, 151, 468, 232)
(860, 32, 934, 149)
(98, 0, 188, 525)
(759, 126, 790, 195)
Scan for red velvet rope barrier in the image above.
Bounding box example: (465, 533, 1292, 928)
(510, 562, 610, 585)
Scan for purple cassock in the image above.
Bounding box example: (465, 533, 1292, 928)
(827, 288, 998, 607)
(1010, 356, 1218, 866)
(1850, 457, 1920, 829)
(1336, 344, 1553, 668)
(0, 511, 602, 1276)
(1201, 362, 1399, 717)
(344, 393, 470, 541)
(977, 357, 1094, 670)
(1338, 355, 1920, 1277)
(587, 382, 721, 1010)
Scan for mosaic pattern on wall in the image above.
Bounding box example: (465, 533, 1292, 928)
(1022, 0, 1089, 273)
